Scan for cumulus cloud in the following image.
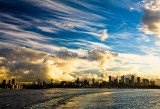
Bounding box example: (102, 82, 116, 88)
(139, 0, 160, 39)
(78, 73, 102, 81)
(86, 49, 118, 70)
(0, 46, 118, 82)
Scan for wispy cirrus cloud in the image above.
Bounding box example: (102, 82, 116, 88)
(0, 0, 111, 50)
(1, 0, 160, 83)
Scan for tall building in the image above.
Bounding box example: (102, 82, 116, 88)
(92, 78, 95, 85)
(38, 78, 40, 85)
(43, 81, 45, 86)
(109, 76, 112, 83)
(126, 78, 130, 85)
(150, 81, 155, 86)
(143, 79, 149, 86)
(131, 75, 135, 86)
(121, 75, 124, 84)
(114, 78, 118, 86)
(76, 78, 79, 84)
(137, 77, 140, 86)
(12, 79, 16, 85)
(2, 80, 6, 85)
(137, 77, 140, 83)
(84, 79, 89, 85)
(8, 80, 11, 85)
(51, 79, 53, 85)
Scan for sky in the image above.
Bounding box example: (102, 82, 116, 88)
(1, 0, 160, 84)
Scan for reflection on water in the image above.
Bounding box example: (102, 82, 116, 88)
(57, 89, 160, 109)
(0, 89, 160, 108)
(58, 92, 114, 109)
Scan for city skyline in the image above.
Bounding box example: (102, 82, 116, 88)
(0, 74, 157, 89)
(1, 0, 160, 85)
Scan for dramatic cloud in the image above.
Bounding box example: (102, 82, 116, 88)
(0, 46, 118, 82)
(139, 0, 160, 38)
(86, 49, 118, 70)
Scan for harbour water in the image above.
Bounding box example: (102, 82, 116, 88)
(0, 89, 160, 109)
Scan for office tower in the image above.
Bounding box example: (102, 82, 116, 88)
(51, 79, 53, 85)
(61, 81, 66, 87)
(119, 80, 122, 83)
(137, 77, 140, 83)
(126, 78, 130, 85)
(2, 80, 6, 85)
(76, 78, 79, 84)
(143, 79, 149, 86)
(109, 76, 112, 83)
(114, 78, 118, 83)
(121, 75, 124, 84)
(92, 78, 95, 85)
(131, 75, 135, 86)
(84, 79, 88, 85)
(8, 80, 11, 85)
(150, 81, 155, 86)
(114, 78, 118, 86)
(43, 81, 45, 86)
(153, 81, 155, 85)
(137, 77, 140, 86)
(38, 78, 40, 85)
(12, 79, 16, 85)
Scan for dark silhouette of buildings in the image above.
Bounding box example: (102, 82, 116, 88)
(0, 75, 158, 89)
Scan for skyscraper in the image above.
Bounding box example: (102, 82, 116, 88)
(76, 78, 80, 84)
(121, 75, 124, 84)
(126, 78, 130, 85)
(12, 79, 16, 85)
(109, 76, 112, 83)
(8, 80, 11, 85)
(51, 79, 53, 85)
(137, 77, 140, 83)
(137, 77, 140, 86)
(2, 80, 6, 85)
(131, 75, 135, 86)
(38, 78, 40, 85)
(92, 78, 95, 85)
(143, 79, 149, 86)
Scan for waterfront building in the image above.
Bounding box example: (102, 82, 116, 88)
(8, 80, 11, 85)
(51, 79, 53, 85)
(109, 76, 112, 83)
(121, 75, 124, 84)
(143, 79, 149, 86)
(126, 78, 130, 85)
(131, 75, 135, 86)
(137, 77, 140, 86)
(38, 78, 40, 85)
(12, 79, 16, 85)
(2, 80, 6, 85)
(92, 78, 95, 85)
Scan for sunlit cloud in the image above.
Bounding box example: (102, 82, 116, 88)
(0, 46, 118, 82)
(1, 0, 160, 84)
(139, 0, 160, 39)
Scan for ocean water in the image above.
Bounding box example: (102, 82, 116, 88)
(0, 89, 160, 109)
